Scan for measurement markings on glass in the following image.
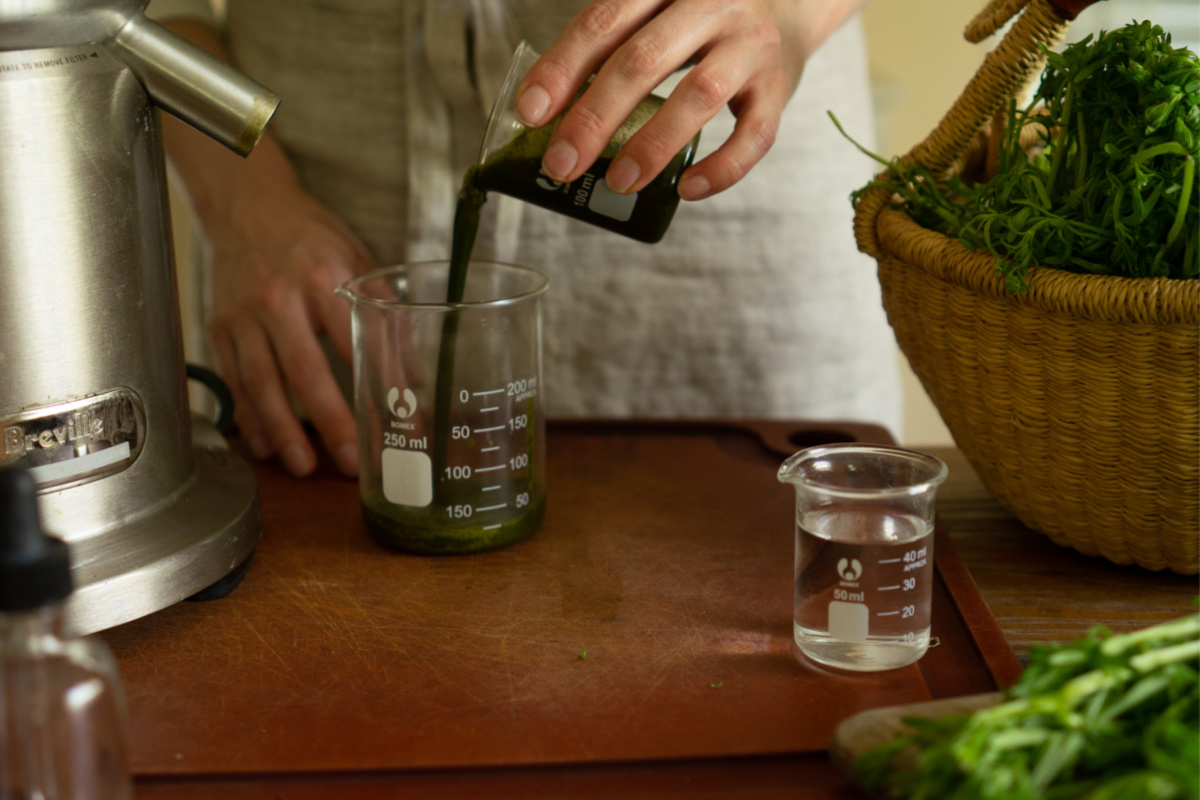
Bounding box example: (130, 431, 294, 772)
(877, 558, 903, 564)
(877, 610, 901, 616)
(878, 585, 901, 591)
(464, 389, 503, 414)
(449, 383, 535, 533)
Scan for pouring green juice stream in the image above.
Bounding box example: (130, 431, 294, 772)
(365, 42, 698, 553)
(354, 256, 546, 555)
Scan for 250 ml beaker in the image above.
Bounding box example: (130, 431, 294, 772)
(337, 261, 547, 555)
(778, 444, 948, 671)
(474, 40, 700, 243)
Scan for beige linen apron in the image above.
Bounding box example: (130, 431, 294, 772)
(159, 0, 903, 433)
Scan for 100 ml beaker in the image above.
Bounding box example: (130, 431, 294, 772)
(778, 444, 948, 671)
(474, 40, 700, 243)
(337, 261, 547, 555)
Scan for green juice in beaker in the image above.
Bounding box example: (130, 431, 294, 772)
(410, 41, 699, 554)
(362, 485, 546, 555)
(341, 263, 547, 557)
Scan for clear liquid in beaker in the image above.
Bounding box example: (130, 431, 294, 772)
(793, 506, 934, 671)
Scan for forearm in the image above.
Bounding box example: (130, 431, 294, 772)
(157, 18, 300, 239)
(776, 0, 872, 89)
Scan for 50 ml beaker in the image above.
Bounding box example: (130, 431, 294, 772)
(778, 444, 948, 671)
(337, 261, 547, 555)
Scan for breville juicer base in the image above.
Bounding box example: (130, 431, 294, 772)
(61, 415, 261, 636)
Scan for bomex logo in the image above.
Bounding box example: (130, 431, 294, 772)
(837, 558, 863, 582)
(536, 164, 567, 192)
(387, 387, 418, 419)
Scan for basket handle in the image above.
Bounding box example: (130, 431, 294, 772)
(854, 0, 1101, 257)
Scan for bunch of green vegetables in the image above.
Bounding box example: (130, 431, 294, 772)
(856, 610, 1200, 799)
(838, 20, 1199, 292)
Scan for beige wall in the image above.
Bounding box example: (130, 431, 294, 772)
(860, 2, 991, 449)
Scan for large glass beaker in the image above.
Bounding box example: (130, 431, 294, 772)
(337, 261, 547, 555)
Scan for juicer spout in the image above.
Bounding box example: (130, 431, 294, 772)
(105, 13, 279, 156)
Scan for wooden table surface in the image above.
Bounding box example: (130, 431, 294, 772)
(113, 423, 1195, 799)
(926, 446, 1196, 665)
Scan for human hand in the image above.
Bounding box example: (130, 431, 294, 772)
(512, 0, 833, 201)
(204, 177, 374, 479)
(156, 17, 375, 479)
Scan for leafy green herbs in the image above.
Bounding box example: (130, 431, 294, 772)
(856, 611, 1200, 799)
(840, 20, 1199, 291)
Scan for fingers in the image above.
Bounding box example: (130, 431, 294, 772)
(518, 0, 793, 200)
(209, 245, 365, 479)
(210, 311, 318, 478)
(209, 323, 270, 459)
(262, 283, 360, 479)
(310, 260, 359, 372)
(523, 1, 715, 186)
(309, 212, 374, 371)
(608, 33, 761, 196)
(515, 0, 664, 129)
(678, 79, 786, 200)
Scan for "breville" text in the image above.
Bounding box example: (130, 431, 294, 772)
(4, 410, 104, 455)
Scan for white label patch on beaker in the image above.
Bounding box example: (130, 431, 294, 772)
(382, 447, 433, 507)
(588, 180, 637, 221)
(828, 601, 869, 643)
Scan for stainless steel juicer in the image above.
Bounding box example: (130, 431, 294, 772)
(0, 0, 280, 634)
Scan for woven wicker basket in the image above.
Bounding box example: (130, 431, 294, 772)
(855, 0, 1199, 573)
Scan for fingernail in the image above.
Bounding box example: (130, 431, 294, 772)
(282, 443, 315, 477)
(515, 84, 551, 126)
(542, 139, 578, 182)
(606, 156, 641, 194)
(679, 173, 712, 201)
(335, 442, 359, 478)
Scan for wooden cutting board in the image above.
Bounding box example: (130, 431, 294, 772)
(829, 690, 1004, 791)
(101, 419, 1021, 784)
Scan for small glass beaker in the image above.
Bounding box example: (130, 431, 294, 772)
(336, 261, 548, 555)
(474, 40, 701, 243)
(778, 444, 949, 671)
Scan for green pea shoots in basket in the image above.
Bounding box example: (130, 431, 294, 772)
(833, 20, 1199, 292)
